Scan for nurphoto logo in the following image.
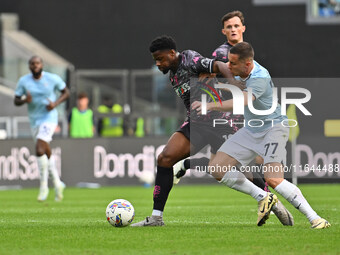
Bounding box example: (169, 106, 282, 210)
(201, 84, 311, 116)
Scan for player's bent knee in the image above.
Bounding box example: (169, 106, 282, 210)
(265, 177, 284, 188)
(35, 146, 45, 157)
(157, 152, 176, 168)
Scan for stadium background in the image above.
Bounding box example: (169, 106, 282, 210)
(0, 0, 339, 187)
(0, 0, 339, 75)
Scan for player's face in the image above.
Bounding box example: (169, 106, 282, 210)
(222, 17, 245, 45)
(77, 97, 89, 111)
(29, 58, 43, 76)
(152, 50, 176, 74)
(228, 53, 249, 77)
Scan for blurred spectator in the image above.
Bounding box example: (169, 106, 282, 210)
(134, 117, 145, 137)
(69, 92, 94, 138)
(318, 0, 340, 16)
(97, 96, 124, 137)
(151, 65, 175, 136)
(335, 0, 340, 14)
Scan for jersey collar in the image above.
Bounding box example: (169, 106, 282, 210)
(240, 63, 255, 82)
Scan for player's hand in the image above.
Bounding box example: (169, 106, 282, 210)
(191, 101, 203, 115)
(46, 98, 56, 111)
(198, 73, 216, 84)
(25, 91, 32, 104)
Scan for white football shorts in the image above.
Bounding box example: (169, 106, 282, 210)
(31, 122, 57, 143)
(218, 124, 289, 166)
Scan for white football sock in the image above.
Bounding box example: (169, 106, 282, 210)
(48, 155, 61, 187)
(37, 155, 49, 190)
(152, 210, 163, 217)
(274, 180, 319, 222)
(220, 169, 267, 202)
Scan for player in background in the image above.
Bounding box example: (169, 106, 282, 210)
(132, 36, 278, 227)
(192, 42, 330, 229)
(212, 10, 245, 62)
(14, 56, 69, 202)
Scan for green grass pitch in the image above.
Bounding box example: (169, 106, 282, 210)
(0, 184, 338, 255)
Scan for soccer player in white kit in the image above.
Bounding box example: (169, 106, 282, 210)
(192, 42, 330, 228)
(14, 56, 70, 202)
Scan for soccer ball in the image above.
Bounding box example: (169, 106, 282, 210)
(106, 199, 135, 227)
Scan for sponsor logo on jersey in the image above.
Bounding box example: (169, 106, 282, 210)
(175, 83, 190, 97)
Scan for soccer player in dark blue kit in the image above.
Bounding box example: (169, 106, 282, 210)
(131, 36, 289, 227)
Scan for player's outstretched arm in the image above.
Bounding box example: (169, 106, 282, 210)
(14, 91, 32, 106)
(191, 91, 255, 114)
(46, 87, 70, 111)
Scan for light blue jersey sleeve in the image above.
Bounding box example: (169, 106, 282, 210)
(53, 74, 66, 91)
(245, 78, 269, 100)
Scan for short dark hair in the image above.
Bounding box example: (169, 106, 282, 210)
(28, 55, 43, 64)
(229, 42, 254, 61)
(221, 10, 245, 27)
(77, 92, 88, 99)
(149, 35, 177, 53)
